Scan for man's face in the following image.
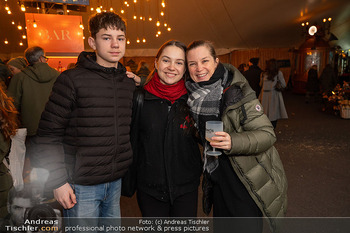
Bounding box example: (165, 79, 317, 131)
(88, 27, 126, 68)
(9, 197, 32, 226)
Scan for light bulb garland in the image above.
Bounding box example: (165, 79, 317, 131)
(0, 0, 171, 47)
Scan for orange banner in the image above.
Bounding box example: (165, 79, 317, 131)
(25, 13, 84, 54)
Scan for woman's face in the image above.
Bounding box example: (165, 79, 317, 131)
(187, 45, 219, 82)
(155, 45, 186, 85)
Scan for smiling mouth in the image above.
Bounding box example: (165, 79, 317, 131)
(197, 73, 207, 78)
(165, 72, 177, 77)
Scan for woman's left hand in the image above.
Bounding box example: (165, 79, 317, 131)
(210, 132, 232, 151)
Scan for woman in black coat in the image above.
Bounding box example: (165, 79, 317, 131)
(127, 40, 202, 217)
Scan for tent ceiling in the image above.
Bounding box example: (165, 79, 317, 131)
(1, 0, 349, 57)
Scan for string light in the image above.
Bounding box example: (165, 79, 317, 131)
(4, 39, 9, 44)
(85, 0, 172, 44)
(21, 4, 25, 12)
(22, 35, 26, 39)
(19, 41, 23, 46)
(18, 25, 22, 30)
(33, 20, 37, 28)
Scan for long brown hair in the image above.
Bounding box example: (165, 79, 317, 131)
(265, 58, 279, 81)
(0, 84, 18, 140)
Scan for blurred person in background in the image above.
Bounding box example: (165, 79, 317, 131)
(7, 57, 27, 77)
(305, 64, 320, 103)
(7, 47, 59, 176)
(244, 57, 263, 98)
(259, 58, 288, 129)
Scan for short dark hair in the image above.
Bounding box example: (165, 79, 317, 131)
(8, 186, 33, 205)
(187, 40, 217, 59)
(24, 46, 44, 65)
(89, 12, 126, 39)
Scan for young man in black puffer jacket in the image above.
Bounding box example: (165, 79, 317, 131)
(33, 12, 135, 224)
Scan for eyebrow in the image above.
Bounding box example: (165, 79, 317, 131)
(161, 55, 185, 62)
(101, 34, 125, 37)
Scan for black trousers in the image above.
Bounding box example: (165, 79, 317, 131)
(136, 189, 198, 217)
(210, 155, 263, 233)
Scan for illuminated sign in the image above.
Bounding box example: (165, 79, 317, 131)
(25, 13, 84, 54)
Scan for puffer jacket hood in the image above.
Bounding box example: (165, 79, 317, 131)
(21, 62, 59, 83)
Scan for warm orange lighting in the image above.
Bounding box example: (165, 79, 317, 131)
(328, 17, 332, 21)
(136, 38, 140, 43)
(110, 7, 113, 11)
(90, 7, 94, 11)
(7, 10, 11, 14)
(5, 6, 9, 11)
(22, 35, 26, 39)
(133, 15, 137, 19)
(21, 4, 26, 12)
(160, 11, 164, 16)
(121, 9, 124, 14)
(18, 25, 23, 30)
(167, 27, 171, 31)
(156, 21, 160, 26)
(301, 23, 305, 26)
(157, 31, 161, 35)
(124, 1, 128, 5)
(323, 18, 327, 23)
(4, 39, 8, 44)
(149, 17, 152, 21)
(156, 34, 159, 37)
(142, 38, 146, 43)
(306, 22, 309, 25)
(164, 23, 167, 27)
(19, 42, 23, 46)
(12, 21, 15, 25)
(162, 1, 165, 7)
(33, 21, 37, 28)
(96, 7, 101, 13)
(127, 40, 130, 44)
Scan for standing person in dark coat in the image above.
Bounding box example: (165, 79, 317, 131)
(305, 64, 320, 103)
(244, 57, 262, 97)
(32, 11, 135, 229)
(126, 40, 202, 217)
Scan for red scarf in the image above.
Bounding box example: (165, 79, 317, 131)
(144, 72, 187, 104)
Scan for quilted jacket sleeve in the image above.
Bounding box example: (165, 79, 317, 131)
(223, 98, 276, 155)
(33, 73, 76, 190)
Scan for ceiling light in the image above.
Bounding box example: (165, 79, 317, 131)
(308, 26, 317, 36)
